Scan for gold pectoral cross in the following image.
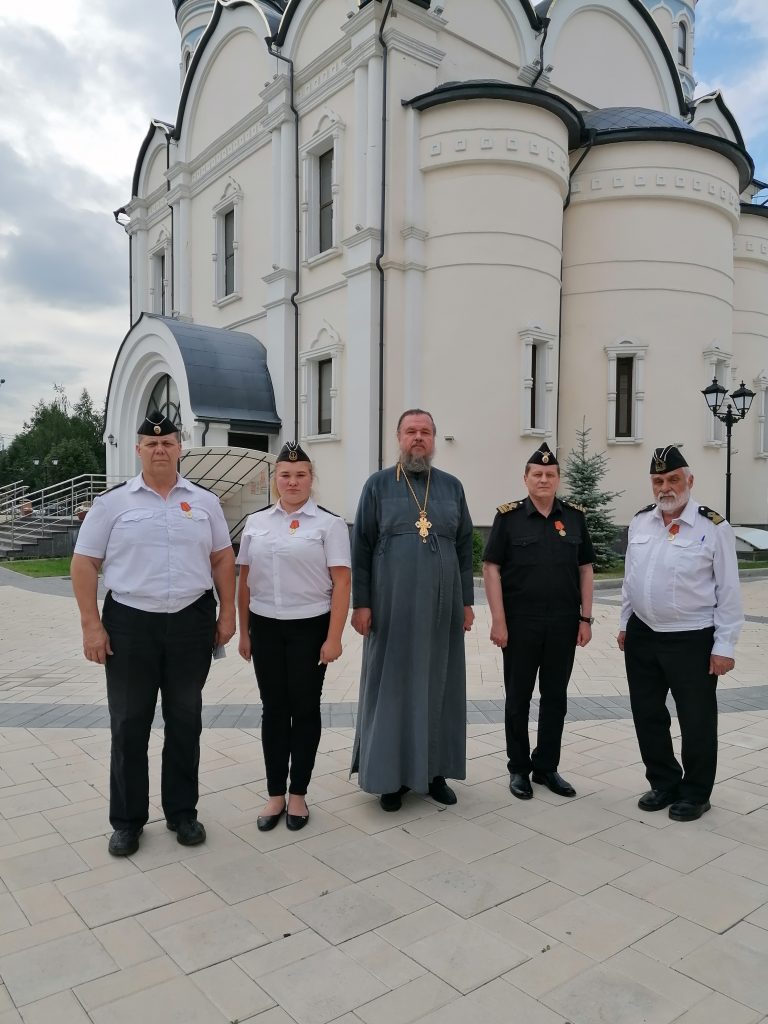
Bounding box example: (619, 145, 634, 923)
(416, 511, 432, 541)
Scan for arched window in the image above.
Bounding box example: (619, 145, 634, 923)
(678, 22, 688, 67)
(146, 375, 182, 429)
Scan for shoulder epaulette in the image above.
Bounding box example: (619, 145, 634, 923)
(562, 499, 586, 513)
(699, 505, 725, 525)
(317, 504, 341, 518)
(496, 499, 523, 514)
(634, 503, 656, 516)
(98, 481, 127, 496)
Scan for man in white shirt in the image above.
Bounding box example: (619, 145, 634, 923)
(618, 445, 744, 821)
(71, 412, 236, 856)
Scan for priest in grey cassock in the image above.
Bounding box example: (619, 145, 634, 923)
(350, 409, 475, 812)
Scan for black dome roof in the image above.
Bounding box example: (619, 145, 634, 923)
(583, 107, 692, 133)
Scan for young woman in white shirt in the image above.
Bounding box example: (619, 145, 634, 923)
(237, 443, 351, 831)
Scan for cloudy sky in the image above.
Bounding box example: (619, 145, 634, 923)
(0, 0, 766, 447)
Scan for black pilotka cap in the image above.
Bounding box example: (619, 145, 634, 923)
(527, 441, 558, 467)
(137, 411, 179, 436)
(650, 445, 688, 474)
(276, 441, 311, 464)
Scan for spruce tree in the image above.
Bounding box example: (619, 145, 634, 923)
(562, 421, 623, 571)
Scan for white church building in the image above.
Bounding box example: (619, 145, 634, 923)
(106, 0, 768, 528)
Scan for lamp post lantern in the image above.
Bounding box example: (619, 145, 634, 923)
(701, 377, 755, 522)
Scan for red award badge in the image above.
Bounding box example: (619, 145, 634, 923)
(668, 523, 680, 540)
(180, 501, 192, 518)
(289, 519, 300, 534)
(554, 519, 566, 537)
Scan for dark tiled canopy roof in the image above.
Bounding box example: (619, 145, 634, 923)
(583, 107, 692, 133)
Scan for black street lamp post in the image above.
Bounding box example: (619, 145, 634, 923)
(701, 377, 756, 522)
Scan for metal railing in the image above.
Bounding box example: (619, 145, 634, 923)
(0, 474, 127, 556)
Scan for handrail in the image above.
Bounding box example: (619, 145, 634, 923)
(0, 474, 128, 556)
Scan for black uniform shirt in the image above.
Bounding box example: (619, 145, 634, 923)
(483, 496, 595, 617)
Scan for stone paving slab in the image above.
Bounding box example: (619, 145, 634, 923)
(0, 576, 766, 1021)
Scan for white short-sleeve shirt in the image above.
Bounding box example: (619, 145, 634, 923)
(236, 498, 351, 620)
(74, 473, 232, 613)
(620, 496, 744, 657)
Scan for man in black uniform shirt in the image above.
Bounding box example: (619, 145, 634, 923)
(483, 442, 595, 800)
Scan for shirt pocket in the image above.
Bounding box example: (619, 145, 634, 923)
(508, 536, 541, 566)
(114, 509, 155, 528)
(552, 535, 581, 564)
(670, 537, 709, 567)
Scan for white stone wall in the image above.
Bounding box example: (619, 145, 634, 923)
(114, 0, 768, 527)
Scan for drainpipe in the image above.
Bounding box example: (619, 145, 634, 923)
(376, 0, 394, 469)
(531, 17, 550, 89)
(112, 207, 133, 326)
(556, 130, 596, 443)
(267, 40, 301, 443)
(201, 419, 211, 445)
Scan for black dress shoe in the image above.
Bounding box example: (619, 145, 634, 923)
(257, 805, 286, 832)
(379, 786, 409, 812)
(286, 806, 310, 832)
(167, 818, 206, 846)
(669, 799, 710, 822)
(108, 827, 142, 857)
(532, 771, 576, 797)
(428, 776, 457, 805)
(638, 789, 678, 812)
(509, 773, 533, 800)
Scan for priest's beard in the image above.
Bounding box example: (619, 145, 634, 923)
(400, 452, 433, 473)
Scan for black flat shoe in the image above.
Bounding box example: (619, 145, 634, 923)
(638, 789, 678, 812)
(428, 776, 457, 805)
(669, 799, 710, 822)
(509, 773, 533, 800)
(257, 805, 286, 832)
(379, 786, 409, 812)
(167, 818, 206, 846)
(532, 771, 576, 797)
(108, 827, 142, 857)
(286, 805, 309, 832)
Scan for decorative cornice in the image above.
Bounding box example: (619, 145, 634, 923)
(420, 127, 570, 195)
(569, 165, 741, 221)
(401, 226, 429, 241)
(386, 28, 445, 68)
(405, 82, 584, 149)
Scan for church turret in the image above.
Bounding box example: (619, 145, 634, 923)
(173, 0, 216, 86)
(642, 0, 697, 101)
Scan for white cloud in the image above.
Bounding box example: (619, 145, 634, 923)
(0, 1, 179, 441)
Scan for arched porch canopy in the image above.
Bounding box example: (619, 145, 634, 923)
(104, 314, 281, 478)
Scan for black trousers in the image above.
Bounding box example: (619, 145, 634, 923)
(249, 612, 329, 796)
(102, 591, 216, 831)
(625, 614, 718, 803)
(502, 615, 579, 775)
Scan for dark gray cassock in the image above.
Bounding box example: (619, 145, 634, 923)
(350, 465, 474, 794)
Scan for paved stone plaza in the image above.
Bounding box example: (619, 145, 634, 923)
(0, 567, 767, 1023)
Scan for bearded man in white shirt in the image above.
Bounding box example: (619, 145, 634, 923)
(617, 445, 744, 822)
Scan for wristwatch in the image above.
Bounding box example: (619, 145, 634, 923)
(579, 616, 594, 625)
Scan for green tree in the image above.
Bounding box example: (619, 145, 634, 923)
(562, 421, 623, 572)
(0, 386, 106, 490)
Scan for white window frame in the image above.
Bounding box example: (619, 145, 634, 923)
(605, 339, 648, 444)
(211, 178, 242, 307)
(300, 323, 343, 442)
(519, 326, 555, 437)
(675, 17, 690, 69)
(754, 373, 768, 458)
(148, 231, 171, 316)
(703, 346, 733, 446)
(301, 112, 345, 265)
